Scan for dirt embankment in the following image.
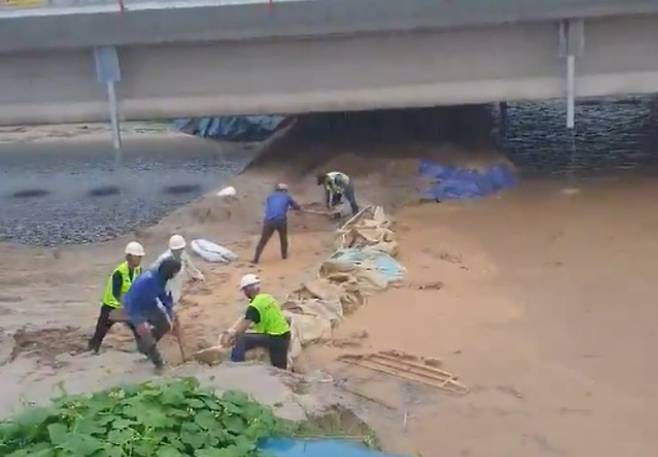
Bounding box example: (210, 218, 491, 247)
(7, 109, 655, 457)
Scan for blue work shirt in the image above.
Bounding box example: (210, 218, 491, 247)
(122, 270, 173, 325)
(263, 191, 299, 222)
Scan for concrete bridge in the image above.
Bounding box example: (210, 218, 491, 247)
(1, 0, 658, 127)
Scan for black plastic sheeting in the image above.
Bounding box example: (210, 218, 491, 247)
(173, 115, 289, 142)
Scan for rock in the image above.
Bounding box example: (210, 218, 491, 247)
(193, 345, 230, 366)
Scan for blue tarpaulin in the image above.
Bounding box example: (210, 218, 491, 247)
(329, 248, 406, 283)
(260, 438, 400, 457)
(173, 115, 288, 141)
(419, 159, 517, 201)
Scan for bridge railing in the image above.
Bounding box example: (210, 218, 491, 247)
(0, 0, 274, 11)
(0, 0, 282, 7)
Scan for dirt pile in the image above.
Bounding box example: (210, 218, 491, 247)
(9, 326, 88, 367)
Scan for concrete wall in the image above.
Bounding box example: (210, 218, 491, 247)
(1, 14, 657, 124)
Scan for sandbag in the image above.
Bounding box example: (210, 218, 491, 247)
(217, 186, 237, 198)
(190, 239, 238, 263)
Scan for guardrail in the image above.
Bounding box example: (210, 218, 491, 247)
(0, 0, 273, 9)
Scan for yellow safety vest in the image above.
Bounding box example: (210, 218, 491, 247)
(250, 293, 290, 336)
(102, 261, 141, 309)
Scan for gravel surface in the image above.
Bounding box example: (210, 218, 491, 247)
(0, 134, 256, 246)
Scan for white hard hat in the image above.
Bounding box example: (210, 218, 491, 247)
(169, 234, 186, 250)
(125, 241, 145, 257)
(275, 183, 288, 191)
(239, 274, 260, 290)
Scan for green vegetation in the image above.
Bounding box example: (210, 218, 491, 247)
(0, 378, 294, 457)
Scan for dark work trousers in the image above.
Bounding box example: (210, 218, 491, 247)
(326, 184, 359, 215)
(252, 218, 288, 263)
(133, 308, 172, 368)
(230, 332, 291, 369)
(88, 304, 139, 353)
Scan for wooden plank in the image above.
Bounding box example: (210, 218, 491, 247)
(342, 359, 469, 395)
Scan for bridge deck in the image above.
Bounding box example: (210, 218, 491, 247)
(2, 0, 658, 53)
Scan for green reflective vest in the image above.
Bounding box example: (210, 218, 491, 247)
(102, 261, 141, 309)
(325, 171, 350, 193)
(250, 293, 290, 336)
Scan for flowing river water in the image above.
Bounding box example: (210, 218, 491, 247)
(0, 96, 656, 246)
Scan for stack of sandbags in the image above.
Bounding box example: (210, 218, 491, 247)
(282, 208, 405, 367)
(335, 206, 398, 255)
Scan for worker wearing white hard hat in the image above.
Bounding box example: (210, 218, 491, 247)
(88, 241, 145, 353)
(221, 274, 291, 369)
(150, 234, 205, 305)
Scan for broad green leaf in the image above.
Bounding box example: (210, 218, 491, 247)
(60, 433, 104, 456)
(233, 435, 256, 453)
(27, 446, 55, 457)
(157, 445, 183, 457)
(201, 398, 222, 410)
(167, 408, 190, 418)
(107, 428, 133, 445)
(194, 445, 241, 457)
(47, 423, 68, 445)
(111, 418, 136, 429)
(221, 391, 249, 406)
(74, 417, 107, 435)
(222, 415, 246, 434)
(186, 398, 206, 409)
(181, 422, 202, 433)
(181, 430, 206, 449)
(104, 446, 124, 457)
(194, 411, 218, 430)
(133, 440, 157, 457)
(14, 407, 55, 428)
(160, 388, 186, 406)
(0, 422, 21, 440)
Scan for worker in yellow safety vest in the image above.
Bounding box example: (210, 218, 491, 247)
(316, 171, 359, 215)
(88, 241, 145, 353)
(221, 274, 291, 369)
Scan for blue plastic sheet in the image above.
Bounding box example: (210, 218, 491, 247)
(173, 115, 288, 141)
(260, 438, 400, 457)
(330, 248, 405, 283)
(419, 159, 517, 201)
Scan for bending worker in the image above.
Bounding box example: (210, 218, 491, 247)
(88, 241, 144, 353)
(221, 274, 291, 369)
(252, 183, 300, 264)
(151, 234, 204, 305)
(316, 171, 359, 215)
(123, 258, 182, 371)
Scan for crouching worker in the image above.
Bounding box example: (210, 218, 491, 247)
(317, 171, 359, 216)
(123, 258, 182, 371)
(222, 274, 291, 369)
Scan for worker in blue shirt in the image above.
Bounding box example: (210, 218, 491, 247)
(123, 257, 182, 371)
(252, 183, 301, 264)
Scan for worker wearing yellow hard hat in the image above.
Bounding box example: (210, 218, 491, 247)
(221, 274, 291, 369)
(88, 241, 145, 354)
